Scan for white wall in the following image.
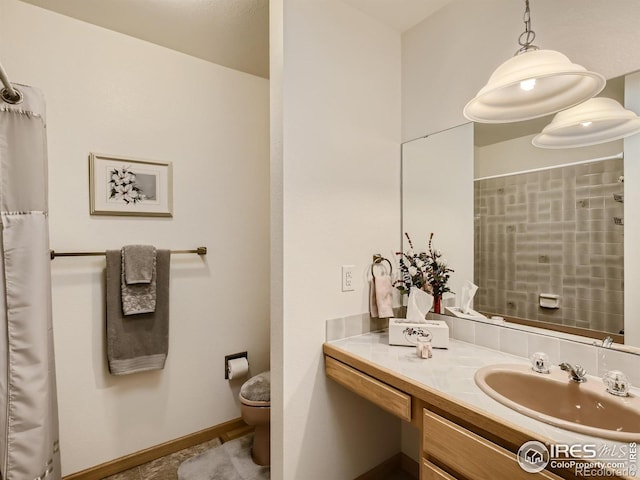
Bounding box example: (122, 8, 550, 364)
(0, 0, 270, 475)
(272, 1, 402, 478)
(403, 0, 640, 142)
(269, 0, 285, 476)
(402, 123, 474, 300)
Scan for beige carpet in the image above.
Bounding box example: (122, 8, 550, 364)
(177, 434, 269, 480)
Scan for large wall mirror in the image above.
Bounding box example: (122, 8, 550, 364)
(402, 70, 640, 349)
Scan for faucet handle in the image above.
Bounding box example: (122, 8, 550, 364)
(601, 336, 614, 348)
(603, 370, 630, 397)
(530, 352, 550, 374)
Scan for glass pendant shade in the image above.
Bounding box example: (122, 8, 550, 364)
(463, 49, 606, 124)
(532, 97, 640, 149)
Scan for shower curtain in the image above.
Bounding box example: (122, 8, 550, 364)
(0, 85, 61, 479)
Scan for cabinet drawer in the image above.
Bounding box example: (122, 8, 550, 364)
(422, 459, 457, 480)
(423, 410, 561, 480)
(324, 356, 411, 421)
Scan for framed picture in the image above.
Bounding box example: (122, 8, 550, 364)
(89, 153, 173, 217)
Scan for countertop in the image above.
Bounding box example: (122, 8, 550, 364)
(326, 330, 638, 477)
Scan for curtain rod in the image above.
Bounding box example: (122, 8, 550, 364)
(50, 247, 207, 260)
(0, 61, 22, 104)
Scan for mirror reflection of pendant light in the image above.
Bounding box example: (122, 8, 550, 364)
(463, 0, 605, 124)
(532, 97, 640, 148)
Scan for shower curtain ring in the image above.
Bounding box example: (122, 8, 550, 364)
(1, 87, 23, 105)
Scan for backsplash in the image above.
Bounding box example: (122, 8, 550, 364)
(438, 313, 640, 389)
(325, 313, 389, 342)
(474, 158, 624, 335)
(326, 312, 640, 388)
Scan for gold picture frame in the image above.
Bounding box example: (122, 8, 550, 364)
(89, 153, 173, 217)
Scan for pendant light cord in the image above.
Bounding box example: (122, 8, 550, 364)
(516, 0, 538, 54)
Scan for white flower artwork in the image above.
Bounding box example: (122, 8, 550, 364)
(109, 167, 147, 204)
(89, 153, 172, 217)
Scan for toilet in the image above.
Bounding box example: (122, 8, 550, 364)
(239, 371, 270, 466)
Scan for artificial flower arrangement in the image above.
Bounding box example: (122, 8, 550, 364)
(109, 166, 146, 205)
(387, 233, 454, 347)
(395, 232, 454, 300)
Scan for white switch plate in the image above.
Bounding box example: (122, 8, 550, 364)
(342, 265, 355, 292)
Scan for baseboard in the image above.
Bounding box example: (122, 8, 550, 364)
(356, 452, 419, 480)
(63, 417, 247, 480)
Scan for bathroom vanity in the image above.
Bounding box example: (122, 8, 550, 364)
(324, 332, 636, 480)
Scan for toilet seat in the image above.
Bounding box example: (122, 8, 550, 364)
(239, 396, 270, 407)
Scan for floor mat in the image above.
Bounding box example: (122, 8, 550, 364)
(177, 434, 270, 480)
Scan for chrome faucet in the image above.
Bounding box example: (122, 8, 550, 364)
(601, 336, 614, 348)
(559, 362, 587, 383)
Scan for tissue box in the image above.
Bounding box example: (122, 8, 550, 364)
(388, 318, 449, 348)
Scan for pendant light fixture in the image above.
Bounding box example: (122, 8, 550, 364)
(463, 0, 605, 124)
(532, 97, 640, 148)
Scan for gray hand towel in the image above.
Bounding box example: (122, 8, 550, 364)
(123, 245, 156, 284)
(121, 245, 157, 315)
(106, 249, 171, 375)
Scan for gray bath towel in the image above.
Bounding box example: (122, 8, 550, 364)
(106, 249, 171, 375)
(121, 245, 157, 315)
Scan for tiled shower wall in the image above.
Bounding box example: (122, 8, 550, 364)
(474, 158, 624, 335)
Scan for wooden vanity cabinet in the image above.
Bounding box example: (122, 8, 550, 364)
(323, 348, 575, 480)
(324, 356, 411, 421)
(421, 460, 456, 480)
(422, 409, 562, 480)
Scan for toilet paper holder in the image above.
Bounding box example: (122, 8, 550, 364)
(225, 351, 248, 379)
